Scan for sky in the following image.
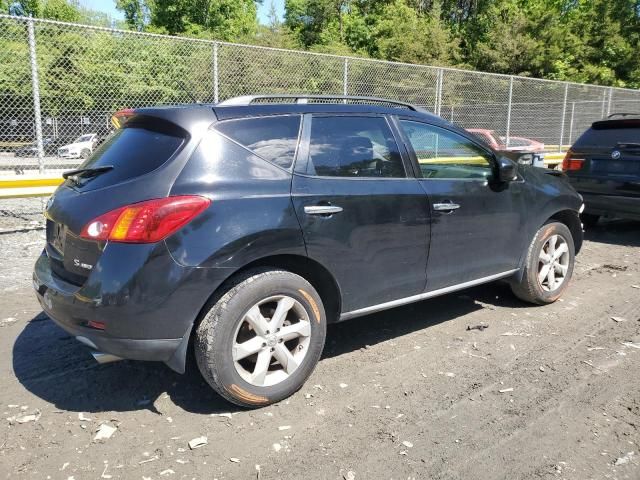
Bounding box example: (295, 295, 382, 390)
(78, 0, 285, 25)
(78, 0, 123, 20)
(258, 0, 285, 24)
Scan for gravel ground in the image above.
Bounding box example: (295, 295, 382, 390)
(0, 219, 639, 480)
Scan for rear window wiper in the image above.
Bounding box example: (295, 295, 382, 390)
(62, 165, 114, 180)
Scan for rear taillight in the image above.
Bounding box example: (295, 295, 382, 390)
(80, 196, 210, 243)
(562, 150, 585, 171)
(110, 108, 135, 129)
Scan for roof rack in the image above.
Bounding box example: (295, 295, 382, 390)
(607, 112, 640, 119)
(217, 94, 422, 111)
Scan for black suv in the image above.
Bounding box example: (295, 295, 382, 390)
(33, 96, 583, 407)
(563, 113, 640, 226)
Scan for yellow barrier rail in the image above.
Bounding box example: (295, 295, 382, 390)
(0, 175, 62, 199)
(0, 153, 567, 199)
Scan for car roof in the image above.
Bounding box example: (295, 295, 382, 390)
(212, 102, 443, 122)
(133, 96, 466, 138)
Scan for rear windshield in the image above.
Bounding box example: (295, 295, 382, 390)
(69, 126, 184, 190)
(574, 124, 640, 149)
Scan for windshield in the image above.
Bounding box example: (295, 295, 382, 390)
(75, 135, 93, 143)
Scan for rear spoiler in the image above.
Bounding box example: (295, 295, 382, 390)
(592, 118, 640, 129)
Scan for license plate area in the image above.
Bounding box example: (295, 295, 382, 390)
(47, 220, 66, 256)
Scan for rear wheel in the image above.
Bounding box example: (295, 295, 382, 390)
(195, 269, 326, 408)
(581, 213, 600, 228)
(510, 222, 575, 304)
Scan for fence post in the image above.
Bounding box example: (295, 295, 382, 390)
(434, 68, 443, 116)
(568, 102, 575, 145)
(27, 16, 44, 173)
(600, 88, 607, 118)
(343, 58, 348, 96)
(505, 76, 514, 147)
(558, 83, 569, 152)
(606, 87, 613, 116)
(213, 42, 219, 103)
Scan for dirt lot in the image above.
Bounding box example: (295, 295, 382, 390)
(0, 219, 639, 480)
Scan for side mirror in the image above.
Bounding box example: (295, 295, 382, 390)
(496, 156, 518, 183)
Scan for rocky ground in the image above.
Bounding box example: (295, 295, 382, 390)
(0, 214, 639, 480)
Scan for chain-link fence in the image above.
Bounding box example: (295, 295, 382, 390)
(3, 13, 640, 177)
(0, 11, 640, 227)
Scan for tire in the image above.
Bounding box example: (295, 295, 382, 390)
(80, 148, 90, 159)
(581, 213, 600, 228)
(195, 268, 327, 408)
(510, 222, 575, 305)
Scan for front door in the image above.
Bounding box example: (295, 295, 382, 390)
(397, 119, 525, 291)
(292, 114, 431, 314)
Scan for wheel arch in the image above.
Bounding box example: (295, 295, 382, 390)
(547, 209, 583, 254)
(513, 208, 583, 284)
(196, 254, 342, 327)
(170, 254, 342, 375)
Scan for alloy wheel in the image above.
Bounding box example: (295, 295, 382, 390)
(232, 295, 311, 387)
(538, 234, 570, 292)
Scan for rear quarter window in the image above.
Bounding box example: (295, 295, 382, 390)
(70, 126, 184, 190)
(214, 115, 301, 169)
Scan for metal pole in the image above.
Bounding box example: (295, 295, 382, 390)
(343, 58, 348, 96)
(450, 105, 454, 123)
(559, 83, 569, 152)
(27, 16, 45, 173)
(606, 87, 613, 116)
(505, 76, 514, 147)
(213, 42, 219, 103)
(568, 102, 575, 146)
(600, 88, 607, 118)
(434, 68, 443, 116)
(433, 70, 440, 115)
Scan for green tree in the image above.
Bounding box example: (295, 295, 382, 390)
(117, 0, 260, 40)
(373, 0, 460, 65)
(116, 0, 147, 30)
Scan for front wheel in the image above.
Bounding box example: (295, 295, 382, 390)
(510, 222, 575, 304)
(195, 269, 327, 408)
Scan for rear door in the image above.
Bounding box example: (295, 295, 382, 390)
(291, 114, 431, 314)
(397, 119, 525, 291)
(568, 120, 640, 200)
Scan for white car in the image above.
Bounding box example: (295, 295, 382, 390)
(57, 134, 97, 159)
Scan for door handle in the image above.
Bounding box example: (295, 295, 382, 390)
(304, 205, 343, 215)
(433, 202, 460, 212)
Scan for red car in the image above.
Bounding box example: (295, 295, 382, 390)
(467, 128, 545, 152)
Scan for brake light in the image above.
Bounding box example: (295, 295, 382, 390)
(110, 108, 135, 129)
(562, 150, 585, 171)
(80, 196, 210, 243)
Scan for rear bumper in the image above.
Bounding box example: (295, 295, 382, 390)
(32, 245, 231, 372)
(579, 192, 640, 220)
(33, 253, 183, 365)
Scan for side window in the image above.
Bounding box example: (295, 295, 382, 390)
(305, 116, 405, 178)
(400, 120, 493, 180)
(215, 115, 301, 169)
